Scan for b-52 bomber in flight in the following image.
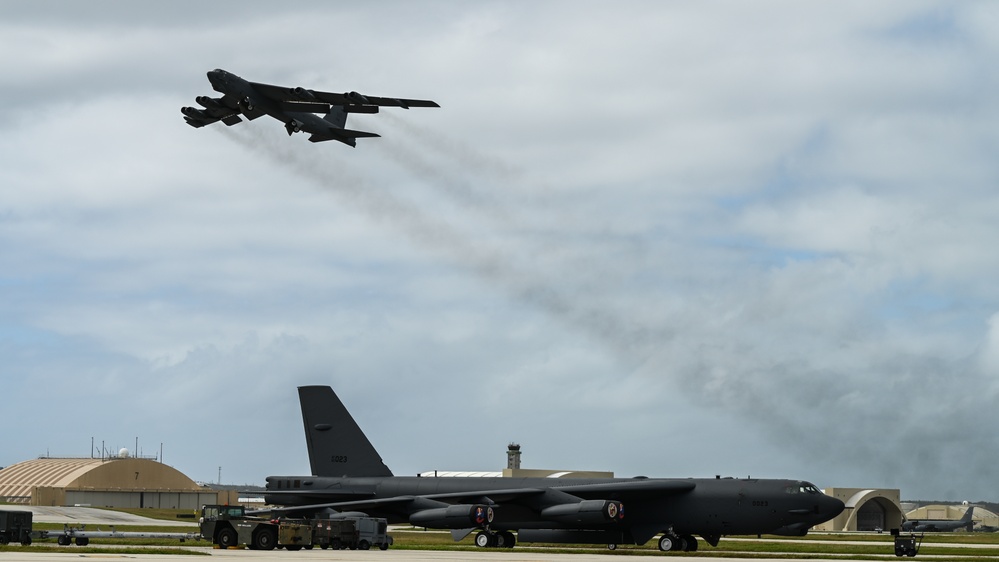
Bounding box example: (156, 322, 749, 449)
(258, 386, 844, 553)
(181, 69, 439, 147)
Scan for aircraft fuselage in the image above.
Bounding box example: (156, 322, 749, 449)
(264, 474, 842, 541)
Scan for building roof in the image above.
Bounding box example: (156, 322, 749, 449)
(0, 457, 201, 500)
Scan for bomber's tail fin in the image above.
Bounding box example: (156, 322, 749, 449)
(323, 105, 348, 128)
(298, 386, 393, 478)
(961, 505, 975, 522)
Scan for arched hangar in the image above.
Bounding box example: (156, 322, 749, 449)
(0, 456, 217, 509)
(813, 488, 904, 532)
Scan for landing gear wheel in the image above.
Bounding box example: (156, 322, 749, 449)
(21, 536, 31, 546)
(57, 535, 71, 546)
(658, 535, 675, 551)
(682, 535, 698, 551)
(608, 543, 617, 550)
(253, 527, 277, 550)
(475, 531, 501, 547)
(358, 540, 370, 550)
(500, 531, 516, 548)
(217, 527, 237, 549)
(75, 537, 89, 546)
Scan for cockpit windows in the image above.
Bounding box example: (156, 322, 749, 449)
(785, 482, 821, 494)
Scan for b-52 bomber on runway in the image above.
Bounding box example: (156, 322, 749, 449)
(259, 386, 844, 553)
(182, 69, 439, 147)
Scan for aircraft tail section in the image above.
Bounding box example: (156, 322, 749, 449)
(323, 105, 348, 129)
(961, 506, 975, 522)
(298, 386, 393, 478)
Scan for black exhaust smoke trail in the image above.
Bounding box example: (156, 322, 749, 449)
(377, 114, 656, 315)
(217, 126, 660, 358)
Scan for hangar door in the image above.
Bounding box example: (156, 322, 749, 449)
(857, 500, 886, 531)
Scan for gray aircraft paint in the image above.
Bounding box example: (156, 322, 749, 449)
(262, 386, 844, 550)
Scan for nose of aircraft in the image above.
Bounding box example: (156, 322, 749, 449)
(820, 493, 846, 521)
(207, 69, 226, 88)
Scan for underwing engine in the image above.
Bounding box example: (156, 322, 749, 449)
(408, 505, 494, 529)
(540, 500, 625, 525)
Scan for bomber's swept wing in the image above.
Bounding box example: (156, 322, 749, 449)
(248, 81, 440, 109)
(258, 479, 696, 516)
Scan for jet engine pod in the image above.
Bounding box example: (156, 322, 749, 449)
(409, 504, 494, 529)
(291, 87, 317, 101)
(540, 500, 625, 524)
(344, 91, 370, 104)
(285, 119, 304, 136)
(181, 106, 207, 119)
(196, 96, 223, 110)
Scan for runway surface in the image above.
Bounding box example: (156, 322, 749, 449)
(0, 550, 885, 562)
(17, 506, 194, 526)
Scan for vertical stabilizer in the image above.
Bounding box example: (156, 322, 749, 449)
(961, 506, 975, 522)
(298, 386, 393, 477)
(323, 105, 348, 128)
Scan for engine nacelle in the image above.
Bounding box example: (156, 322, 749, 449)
(540, 500, 624, 525)
(285, 119, 304, 136)
(345, 91, 370, 104)
(181, 106, 207, 119)
(319, 511, 369, 520)
(409, 504, 494, 529)
(196, 96, 223, 110)
(291, 86, 317, 102)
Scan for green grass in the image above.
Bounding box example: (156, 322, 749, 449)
(11, 506, 999, 559)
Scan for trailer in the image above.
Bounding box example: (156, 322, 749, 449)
(311, 517, 392, 550)
(38, 525, 202, 546)
(0, 510, 32, 546)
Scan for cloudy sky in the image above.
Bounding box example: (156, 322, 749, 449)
(2, 1, 997, 502)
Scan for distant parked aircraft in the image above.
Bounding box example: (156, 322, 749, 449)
(902, 506, 976, 532)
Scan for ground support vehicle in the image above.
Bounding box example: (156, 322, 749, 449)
(200, 504, 311, 550)
(311, 517, 392, 550)
(0, 510, 32, 545)
(891, 528, 923, 557)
